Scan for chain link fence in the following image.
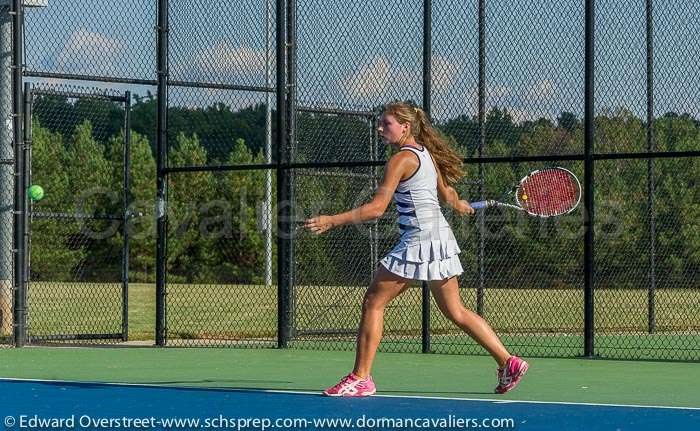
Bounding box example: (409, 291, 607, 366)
(594, 158, 699, 360)
(24, 84, 132, 344)
(13, 0, 700, 360)
(162, 168, 277, 347)
(23, 0, 156, 83)
(160, 0, 278, 347)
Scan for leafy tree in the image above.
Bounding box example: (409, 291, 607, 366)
(654, 115, 700, 286)
(557, 111, 579, 133)
(211, 139, 270, 284)
(28, 122, 75, 281)
(63, 121, 119, 281)
(33, 94, 124, 144)
(105, 130, 157, 282)
(166, 133, 216, 283)
(131, 93, 158, 155)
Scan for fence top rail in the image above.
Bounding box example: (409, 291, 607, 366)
(162, 150, 700, 174)
(30, 88, 127, 103)
(296, 106, 377, 118)
(168, 80, 275, 93)
(24, 71, 156, 88)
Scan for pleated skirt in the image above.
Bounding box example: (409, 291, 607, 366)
(379, 227, 463, 281)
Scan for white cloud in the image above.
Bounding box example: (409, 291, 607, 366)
(190, 41, 268, 76)
(525, 79, 556, 101)
(486, 84, 510, 100)
(338, 55, 458, 105)
(340, 55, 391, 100)
(55, 29, 124, 76)
(505, 107, 557, 124)
(431, 55, 460, 94)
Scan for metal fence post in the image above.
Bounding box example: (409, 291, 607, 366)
(264, 0, 274, 289)
(645, 0, 656, 335)
(286, 0, 297, 341)
(122, 91, 132, 341)
(421, 0, 432, 354)
(155, 0, 169, 347)
(11, 0, 25, 347)
(583, 0, 595, 358)
(20, 82, 31, 347)
(276, 0, 291, 348)
(476, 0, 486, 317)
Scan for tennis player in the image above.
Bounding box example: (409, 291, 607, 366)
(305, 102, 528, 397)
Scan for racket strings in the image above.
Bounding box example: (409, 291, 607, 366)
(518, 169, 580, 216)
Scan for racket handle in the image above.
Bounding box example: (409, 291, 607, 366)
(470, 200, 490, 210)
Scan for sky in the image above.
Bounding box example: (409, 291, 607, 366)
(20, 0, 700, 123)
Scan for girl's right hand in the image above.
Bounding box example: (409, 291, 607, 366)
(455, 200, 475, 216)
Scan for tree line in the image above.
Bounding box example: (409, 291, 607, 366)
(29, 93, 700, 289)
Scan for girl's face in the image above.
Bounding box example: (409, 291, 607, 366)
(378, 114, 409, 146)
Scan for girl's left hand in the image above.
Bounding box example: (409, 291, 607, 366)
(304, 215, 336, 235)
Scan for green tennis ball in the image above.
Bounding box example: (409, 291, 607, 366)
(28, 185, 44, 202)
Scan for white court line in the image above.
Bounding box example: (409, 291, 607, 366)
(2, 377, 699, 411)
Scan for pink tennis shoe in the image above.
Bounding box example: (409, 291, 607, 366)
(323, 373, 376, 397)
(495, 356, 529, 394)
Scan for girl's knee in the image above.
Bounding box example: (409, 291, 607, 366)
(441, 306, 466, 324)
(362, 291, 387, 311)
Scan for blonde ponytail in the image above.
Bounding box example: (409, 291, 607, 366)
(384, 102, 465, 184)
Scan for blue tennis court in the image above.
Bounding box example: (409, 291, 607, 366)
(2, 378, 698, 430)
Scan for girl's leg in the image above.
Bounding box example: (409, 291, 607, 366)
(428, 276, 510, 367)
(352, 265, 411, 378)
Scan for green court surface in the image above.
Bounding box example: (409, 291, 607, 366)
(0, 347, 697, 408)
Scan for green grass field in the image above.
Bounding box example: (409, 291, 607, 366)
(17, 282, 699, 360)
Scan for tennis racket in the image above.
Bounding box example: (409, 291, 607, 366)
(470, 167, 581, 217)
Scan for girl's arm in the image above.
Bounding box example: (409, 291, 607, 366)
(305, 151, 417, 234)
(434, 160, 475, 216)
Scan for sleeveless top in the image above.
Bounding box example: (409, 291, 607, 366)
(393, 145, 451, 238)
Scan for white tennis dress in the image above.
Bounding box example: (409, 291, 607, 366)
(379, 145, 464, 281)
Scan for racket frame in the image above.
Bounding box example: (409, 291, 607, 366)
(473, 167, 582, 217)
